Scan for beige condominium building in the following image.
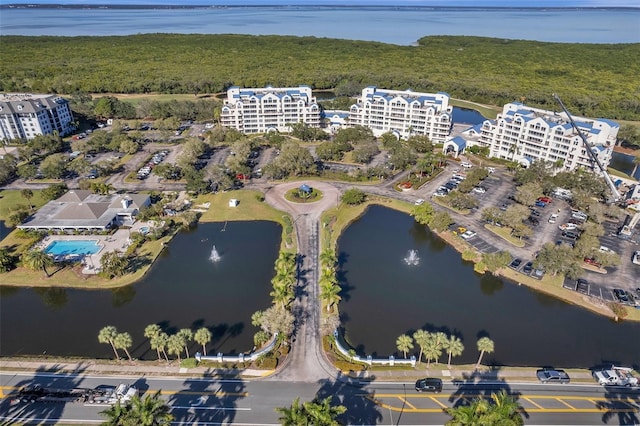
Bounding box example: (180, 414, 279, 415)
(0, 93, 75, 141)
(220, 85, 321, 134)
(348, 87, 453, 142)
(445, 102, 619, 171)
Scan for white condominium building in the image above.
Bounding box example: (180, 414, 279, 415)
(348, 87, 453, 142)
(220, 86, 321, 134)
(454, 102, 618, 171)
(0, 93, 75, 142)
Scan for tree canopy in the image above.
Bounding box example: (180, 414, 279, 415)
(1, 34, 638, 119)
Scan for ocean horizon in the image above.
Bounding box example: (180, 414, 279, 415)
(1, 5, 638, 44)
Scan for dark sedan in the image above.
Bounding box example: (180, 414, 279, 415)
(415, 378, 443, 393)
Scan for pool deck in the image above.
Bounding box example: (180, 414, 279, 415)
(37, 222, 149, 275)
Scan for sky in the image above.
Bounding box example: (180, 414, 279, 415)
(4, 0, 640, 7)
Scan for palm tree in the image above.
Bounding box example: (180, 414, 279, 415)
(101, 391, 173, 426)
(444, 390, 523, 425)
(276, 397, 308, 426)
(412, 329, 430, 364)
(114, 332, 133, 361)
(151, 332, 170, 362)
(320, 281, 341, 313)
(476, 337, 495, 370)
(319, 248, 337, 269)
(177, 328, 193, 359)
(446, 335, 465, 368)
(433, 331, 448, 364)
(304, 397, 347, 426)
(270, 282, 294, 308)
(487, 390, 524, 425)
(144, 324, 162, 360)
(98, 325, 120, 360)
(396, 334, 414, 359)
(276, 397, 345, 426)
(253, 330, 270, 348)
(422, 335, 443, 368)
(167, 334, 183, 362)
(194, 327, 212, 356)
(21, 249, 54, 278)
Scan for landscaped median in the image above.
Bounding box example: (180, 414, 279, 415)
(485, 223, 526, 247)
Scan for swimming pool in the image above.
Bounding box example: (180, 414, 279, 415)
(44, 240, 101, 256)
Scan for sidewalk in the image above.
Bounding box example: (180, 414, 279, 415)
(0, 358, 596, 383)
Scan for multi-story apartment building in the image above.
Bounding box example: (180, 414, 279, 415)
(0, 93, 75, 142)
(220, 86, 321, 134)
(348, 87, 453, 142)
(447, 102, 619, 171)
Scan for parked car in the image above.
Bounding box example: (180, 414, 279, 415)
(532, 267, 545, 279)
(415, 378, 443, 393)
(530, 209, 541, 217)
(559, 223, 578, 231)
(548, 214, 558, 224)
(572, 211, 588, 221)
(633, 251, 640, 265)
(583, 258, 602, 268)
(523, 262, 533, 275)
(562, 230, 579, 240)
(613, 289, 630, 303)
(535, 200, 547, 208)
(509, 258, 522, 270)
(461, 230, 477, 240)
(537, 196, 553, 204)
(537, 368, 570, 383)
(472, 187, 486, 194)
(460, 162, 473, 168)
(575, 279, 589, 295)
(486, 167, 496, 173)
(414, 199, 425, 206)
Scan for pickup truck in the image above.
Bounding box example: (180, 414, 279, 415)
(592, 366, 639, 387)
(536, 368, 570, 383)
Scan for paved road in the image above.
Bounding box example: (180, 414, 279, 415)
(1, 372, 638, 425)
(264, 182, 341, 382)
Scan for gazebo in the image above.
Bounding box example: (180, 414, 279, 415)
(299, 184, 312, 198)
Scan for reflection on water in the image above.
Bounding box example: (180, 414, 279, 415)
(338, 205, 640, 367)
(0, 221, 279, 359)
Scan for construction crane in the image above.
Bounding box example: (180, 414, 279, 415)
(552, 93, 621, 202)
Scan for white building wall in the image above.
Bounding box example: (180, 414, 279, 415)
(0, 94, 75, 141)
(469, 102, 618, 172)
(220, 86, 321, 134)
(348, 87, 453, 142)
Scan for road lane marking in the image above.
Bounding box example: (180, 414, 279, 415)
(398, 397, 416, 410)
(523, 397, 544, 409)
(430, 396, 448, 408)
(158, 389, 248, 397)
(171, 405, 251, 411)
(556, 398, 576, 409)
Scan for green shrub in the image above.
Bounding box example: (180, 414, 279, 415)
(180, 358, 198, 368)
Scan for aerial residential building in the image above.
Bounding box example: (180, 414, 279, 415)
(220, 86, 321, 134)
(348, 87, 453, 142)
(0, 93, 75, 142)
(444, 102, 619, 172)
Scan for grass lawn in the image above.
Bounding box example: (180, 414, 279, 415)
(78, 92, 223, 105)
(431, 196, 471, 215)
(485, 224, 526, 248)
(284, 188, 323, 203)
(0, 189, 48, 223)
